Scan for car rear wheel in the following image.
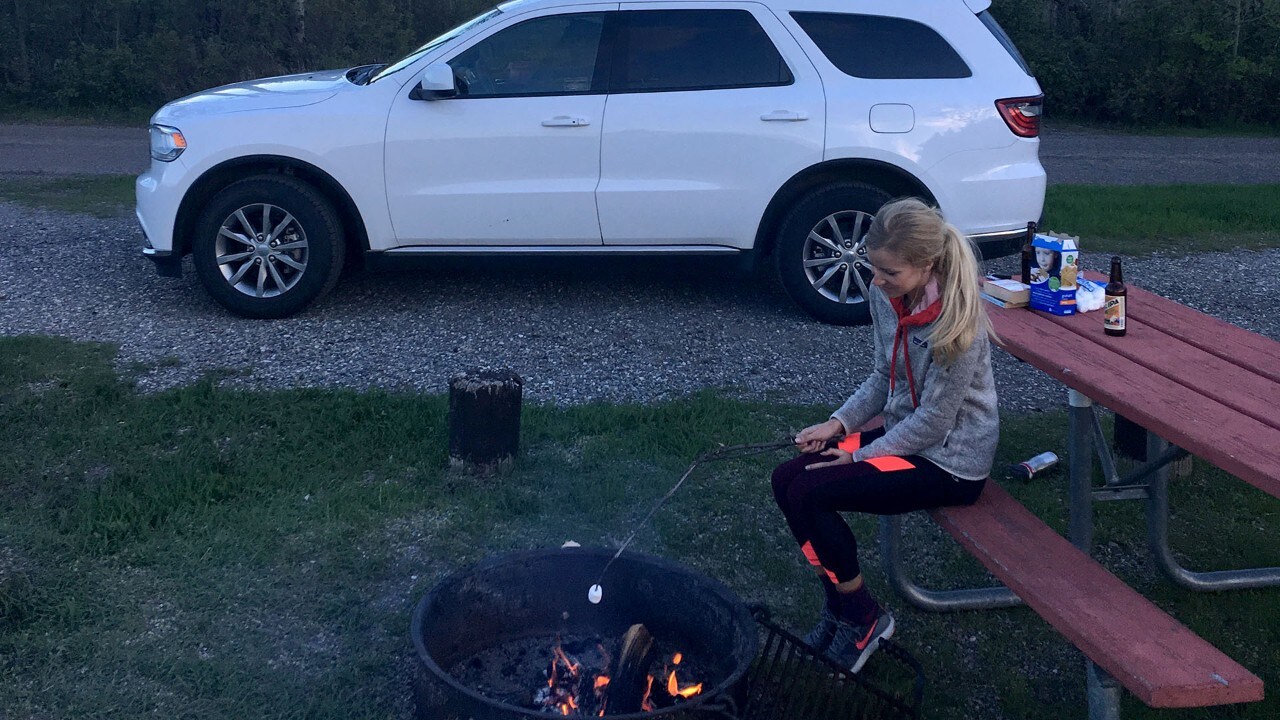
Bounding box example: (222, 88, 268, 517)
(192, 175, 345, 319)
(775, 182, 892, 325)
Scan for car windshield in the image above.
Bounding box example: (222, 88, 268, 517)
(369, 7, 504, 83)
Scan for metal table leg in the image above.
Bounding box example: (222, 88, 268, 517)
(1146, 434, 1280, 590)
(1068, 389, 1095, 553)
(879, 514, 1022, 612)
(1087, 661, 1122, 720)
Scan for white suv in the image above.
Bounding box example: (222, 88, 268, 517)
(137, 0, 1044, 324)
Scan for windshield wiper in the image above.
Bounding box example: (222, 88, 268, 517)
(347, 64, 388, 85)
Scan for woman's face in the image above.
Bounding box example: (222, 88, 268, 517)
(868, 247, 933, 301)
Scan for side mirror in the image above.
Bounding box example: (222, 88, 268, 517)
(410, 63, 457, 101)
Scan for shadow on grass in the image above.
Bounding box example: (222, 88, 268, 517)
(0, 336, 1275, 719)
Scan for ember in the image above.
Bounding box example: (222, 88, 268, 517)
(534, 639, 610, 715)
(534, 625, 704, 716)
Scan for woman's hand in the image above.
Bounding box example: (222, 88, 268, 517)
(794, 418, 846, 454)
(805, 447, 853, 471)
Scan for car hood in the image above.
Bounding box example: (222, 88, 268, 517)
(154, 69, 350, 121)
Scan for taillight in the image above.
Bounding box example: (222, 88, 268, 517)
(996, 95, 1042, 138)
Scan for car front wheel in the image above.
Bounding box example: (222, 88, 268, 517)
(192, 175, 345, 319)
(775, 183, 891, 325)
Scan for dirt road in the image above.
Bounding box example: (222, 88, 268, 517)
(0, 122, 1277, 184)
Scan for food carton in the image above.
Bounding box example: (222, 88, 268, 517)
(1028, 232, 1079, 315)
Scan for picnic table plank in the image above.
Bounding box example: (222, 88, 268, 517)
(1081, 271, 1280, 383)
(932, 482, 1265, 708)
(988, 306, 1280, 499)
(1040, 311, 1280, 431)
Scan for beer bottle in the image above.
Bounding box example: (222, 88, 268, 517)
(1104, 255, 1126, 336)
(1020, 222, 1036, 285)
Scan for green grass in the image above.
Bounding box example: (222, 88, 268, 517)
(1, 336, 1276, 719)
(1043, 184, 1280, 254)
(0, 175, 136, 218)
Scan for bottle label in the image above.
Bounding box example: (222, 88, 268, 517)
(1104, 295, 1125, 330)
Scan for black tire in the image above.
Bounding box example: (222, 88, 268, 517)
(775, 182, 892, 325)
(192, 175, 345, 319)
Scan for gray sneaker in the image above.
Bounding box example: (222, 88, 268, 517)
(827, 609, 895, 674)
(803, 605, 840, 653)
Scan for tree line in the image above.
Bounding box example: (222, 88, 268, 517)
(1, 0, 1277, 127)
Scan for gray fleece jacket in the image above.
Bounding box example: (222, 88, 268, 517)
(830, 286, 999, 481)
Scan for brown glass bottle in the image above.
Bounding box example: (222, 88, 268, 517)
(1104, 255, 1126, 336)
(1020, 221, 1036, 284)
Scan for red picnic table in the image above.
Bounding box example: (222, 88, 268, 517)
(994, 272, 1280, 577)
(877, 273, 1276, 718)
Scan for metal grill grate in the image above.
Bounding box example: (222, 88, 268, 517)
(742, 608, 923, 720)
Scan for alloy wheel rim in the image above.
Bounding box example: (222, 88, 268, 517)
(801, 210, 875, 305)
(214, 203, 309, 298)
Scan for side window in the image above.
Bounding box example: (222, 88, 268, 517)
(448, 13, 607, 97)
(791, 12, 971, 79)
(614, 10, 793, 93)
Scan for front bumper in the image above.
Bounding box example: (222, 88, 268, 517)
(136, 157, 189, 277)
(142, 246, 183, 278)
(138, 199, 183, 278)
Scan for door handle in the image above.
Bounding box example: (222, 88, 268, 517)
(760, 110, 808, 122)
(541, 116, 591, 127)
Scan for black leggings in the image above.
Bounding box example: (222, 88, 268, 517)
(771, 427, 985, 584)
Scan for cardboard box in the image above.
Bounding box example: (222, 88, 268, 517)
(1028, 232, 1079, 315)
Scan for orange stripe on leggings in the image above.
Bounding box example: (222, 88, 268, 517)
(864, 456, 916, 472)
(801, 542, 842, 584)
(800, 541, 822, 566)
(837, 433, 863, 453)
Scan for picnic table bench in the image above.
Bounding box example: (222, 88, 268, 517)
(876, 273, 1276, 718)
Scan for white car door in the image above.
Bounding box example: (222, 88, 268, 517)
(384, 7, 616, 246)
(597, 3, 825, 248)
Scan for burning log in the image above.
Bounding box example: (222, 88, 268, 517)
(606, 624, 657, 715)
(447, 368, 522, 476)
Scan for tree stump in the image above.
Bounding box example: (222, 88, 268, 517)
(447, 369, 523, 475)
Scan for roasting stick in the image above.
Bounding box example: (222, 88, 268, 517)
(588, 439, 796, 604)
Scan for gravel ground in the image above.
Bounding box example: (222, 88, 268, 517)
(0, 201, 1275, 414)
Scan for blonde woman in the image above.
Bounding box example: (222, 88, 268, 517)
(772, 197, 999, 673)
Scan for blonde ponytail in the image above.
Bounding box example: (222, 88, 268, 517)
(864, 198, 998, 365)
(931, 224, 997, 365)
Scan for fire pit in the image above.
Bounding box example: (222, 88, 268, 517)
(411, 547, 757, 718)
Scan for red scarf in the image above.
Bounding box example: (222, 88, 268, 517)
(888, 294, 942, 408)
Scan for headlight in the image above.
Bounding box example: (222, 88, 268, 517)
(149, 124, 187, 162)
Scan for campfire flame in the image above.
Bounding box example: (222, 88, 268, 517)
(538, 639, 702, 716)
(665, 652, 704, 699)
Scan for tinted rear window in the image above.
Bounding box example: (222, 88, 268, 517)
(614, 9, 793, 92)
(791, 12, 971, 79)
